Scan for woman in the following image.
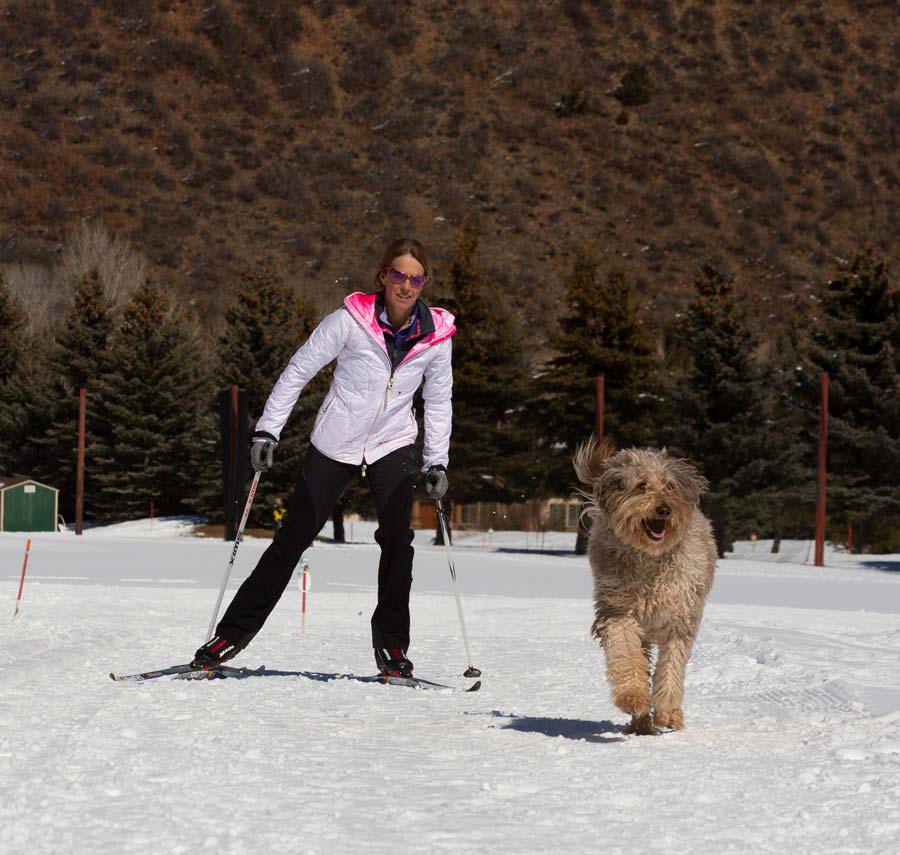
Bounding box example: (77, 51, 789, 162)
(193, 238, 454, 677)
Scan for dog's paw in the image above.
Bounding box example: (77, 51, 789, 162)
(653, 708, 685, 730)
(625, 713, 657, 736)
(613, 689, 651, 718)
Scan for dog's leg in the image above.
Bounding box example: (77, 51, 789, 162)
(602, 617, 654, 735)
(652, 635, 692, 730)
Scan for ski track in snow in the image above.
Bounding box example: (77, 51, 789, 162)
(1, 527, 899, 854)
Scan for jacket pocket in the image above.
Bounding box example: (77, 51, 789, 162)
(313, 396, 334, 430)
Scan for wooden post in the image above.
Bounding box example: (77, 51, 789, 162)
(847, 523, 853, 555)
(814, 372, 829, 566)
(595, 374, 605, 445)
(76, 388, 86, 536)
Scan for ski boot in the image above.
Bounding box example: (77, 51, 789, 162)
(374, 647, 414, 678)
(192, 636, 242, 669)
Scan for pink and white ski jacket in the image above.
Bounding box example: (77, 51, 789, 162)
(255, 292, 456, 468)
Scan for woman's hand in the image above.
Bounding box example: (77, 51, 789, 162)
(425, 465, 448, 499)
(250, 434, 278, 472)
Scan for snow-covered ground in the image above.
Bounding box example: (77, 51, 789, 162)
(1, 520, 899, 854)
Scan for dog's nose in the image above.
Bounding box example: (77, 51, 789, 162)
(655, 505, 670, 519)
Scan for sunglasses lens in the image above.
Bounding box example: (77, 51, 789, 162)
(387, 269, 425, 287)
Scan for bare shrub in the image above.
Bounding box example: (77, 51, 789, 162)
(613, 64, 655, 107)
(1, 263, 62, 332)
(126, 85, 158, 116)
(61, 221, 148, 309)
(273, 55, 335, 116)
(236, 0, 303, 53)
(255, 162, 310, 201)
(340, 40, 393, 94)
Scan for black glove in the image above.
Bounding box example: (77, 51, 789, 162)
(250, 432, 277, 473)
(425, 464, 449, 500)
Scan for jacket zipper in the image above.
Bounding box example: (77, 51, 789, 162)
(362, 365, 395, 477)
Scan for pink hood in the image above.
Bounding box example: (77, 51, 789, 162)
(343, 292, 456, 365)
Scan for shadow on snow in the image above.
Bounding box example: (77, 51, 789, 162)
(859, 559, 900, 574)
(475, 710, 627, 743)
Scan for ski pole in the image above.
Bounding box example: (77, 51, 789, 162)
(206, 471, 261, 642)
(435, 499, 481, 678)
(13, 538, 32, 618)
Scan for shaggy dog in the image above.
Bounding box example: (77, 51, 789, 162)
(574, 439, 717, 735)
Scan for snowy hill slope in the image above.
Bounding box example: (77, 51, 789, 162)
(1, 526, 899, 854)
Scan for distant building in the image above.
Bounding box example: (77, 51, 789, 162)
(412, 498, 583, 532)
(0, 478, 59, 532)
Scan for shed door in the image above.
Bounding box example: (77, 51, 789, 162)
(3, 485, 56, 532)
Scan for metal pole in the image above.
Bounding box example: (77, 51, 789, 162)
(435, 498, 481, 678)
(814, 372, 829, 567)
(76, 388, 86, 536)
(206, 470, 261, 642)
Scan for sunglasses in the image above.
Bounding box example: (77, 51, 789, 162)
(384, 267, 427, 288)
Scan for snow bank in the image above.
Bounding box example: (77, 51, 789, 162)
(1, 527, 899, 854)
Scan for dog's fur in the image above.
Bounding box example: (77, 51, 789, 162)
(574, 439, 717, 735)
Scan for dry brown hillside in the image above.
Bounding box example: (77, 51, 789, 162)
(1, 0, 897, 340)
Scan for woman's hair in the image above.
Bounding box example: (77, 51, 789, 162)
(372, 238, 432, 291)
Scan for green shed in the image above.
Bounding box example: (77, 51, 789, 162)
(0, 477, 59, 532)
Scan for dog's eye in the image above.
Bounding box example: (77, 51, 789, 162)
(663, 482, 675, 493)
(636, 481, 647, 492)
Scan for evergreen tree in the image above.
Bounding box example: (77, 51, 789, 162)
(440, 227, 534, 505)
(90, 281, 211, 521)
(0, 271, 25, 383)
(663, 261, 774, 554)
(26, 268, 114, 517)
(0, 273, 28, 475)
(215, 268, 323, 527)
(537, 249, 663, 496)
(801, 250, 900, 550)
(749, 319, 819, 547)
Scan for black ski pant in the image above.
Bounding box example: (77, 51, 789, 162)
(217, 443, 418, 653)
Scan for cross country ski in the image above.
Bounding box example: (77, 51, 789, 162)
(109, 663, 481, 692)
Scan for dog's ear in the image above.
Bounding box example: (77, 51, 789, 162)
(673, 458, 710, 504)
(573, 436, 615, 485)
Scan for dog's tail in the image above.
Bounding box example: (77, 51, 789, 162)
(573, 436, 614, 486)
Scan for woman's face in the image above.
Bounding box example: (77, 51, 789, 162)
(380, 253, 426, 320)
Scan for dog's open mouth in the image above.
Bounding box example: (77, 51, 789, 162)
(643, 518, 667, 542)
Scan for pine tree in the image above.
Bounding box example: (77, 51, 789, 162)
(537, 249, 663, 496)
(215, 268, 323, 526)
(90, 281, 212, 521)
(440, 227, 535, 505)
(749, 319, 819, 547)
(26, 268, 114, 517)
(0, 273, 28, 475)
(0, 271, 25, 383)
(663, 260, 774, 554)
(801, 250, 900, 550)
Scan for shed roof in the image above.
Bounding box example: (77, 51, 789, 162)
(0, 477, 59, 493)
